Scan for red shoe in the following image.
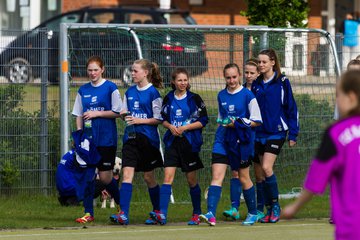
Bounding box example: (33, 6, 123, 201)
(76, 213, 94, 223)
(188, 214, 200, 225)
(109, 211, 129, 225)
(269, 204, 281, 223)
(259, 209, 271, 223)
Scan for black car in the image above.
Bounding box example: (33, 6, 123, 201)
(0, 6, 208, 85)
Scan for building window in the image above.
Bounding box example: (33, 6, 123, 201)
(293, 44, 303, 70)
(189, 0, 204, 5)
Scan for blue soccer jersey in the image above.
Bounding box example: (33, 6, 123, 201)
(72, 79, 121, 147)
(121, 83, 162, 148)
(161, 90, 208, 152)
(168, 93, 190, 127)
(213, 86, 262, 156)
(56, 150, 77, 197)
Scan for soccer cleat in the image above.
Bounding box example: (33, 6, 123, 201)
(149, 211, 167, 225)
(145, 217, 157, 225)
(222, 207, 240, 220)
(109, 211, 129, 225)
(242, 213, 258, 226)
(256, 210, 265, 222)
(269, 204, 281, 223)
(199, 211, 216, 226)
(259, 208, 272, 223)
(187, 214, 200, 225)
(145, 210, 159, 225)
(75, 213, 94, 223)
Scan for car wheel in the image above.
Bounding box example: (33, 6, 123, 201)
(6, 57, 33, 83)
(122, 65, 132, 87)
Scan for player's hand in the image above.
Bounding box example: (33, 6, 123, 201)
(83, 111, 98, 120)
(177, 125, 187, 135)
(169, 125, 181, 136)
(289, 140, 296, 147)
(224, 119, 235, 128)
(125, 115, 140, 125)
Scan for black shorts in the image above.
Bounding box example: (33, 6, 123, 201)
(254, 139, 285, 163)
(211, 153, 252, 170)
(122, 133, 163, 172)
(164, 137, 204, 173)
(97, 146, 117, 171)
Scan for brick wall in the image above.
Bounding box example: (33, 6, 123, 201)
(62, 0, 319, 28)
(62, 0, 119, 12)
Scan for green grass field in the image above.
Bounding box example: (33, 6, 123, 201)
(0, 194, 332, 240)
(0, 219, 333, 240)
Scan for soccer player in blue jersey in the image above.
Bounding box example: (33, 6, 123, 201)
(251, 49, 299, 223)
(223, 59, 265, 221)
(56, 150, 79, 206)
(72, 56, 122, 223)
(199, 63, 262, 226)
(149, 68, 208, 225)
(110, 59, 164, 225)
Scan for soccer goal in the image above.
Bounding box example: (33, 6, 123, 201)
(59, 23, 340, 202)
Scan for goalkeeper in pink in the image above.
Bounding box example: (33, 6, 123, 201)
(282, 70, 360, 240)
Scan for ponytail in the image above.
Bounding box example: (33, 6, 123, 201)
(133, 59, 163, 88)
(150, 62, 163, 88)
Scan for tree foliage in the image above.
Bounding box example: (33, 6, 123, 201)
(241, 0, 309, 28)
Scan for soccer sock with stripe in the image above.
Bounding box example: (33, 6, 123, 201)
(256, 181, 265, 212)
(148, 184, 160, 211)
(207, 185, 222, 216)
(159, 184, 172, 216)
(83, 181, 95, 216)
(243, 185, 257, 215)
(119, 182, 132, 216)
(105, 178, 120, 205)
(230, 177, 241, 210)
(190, 184, 202, 215)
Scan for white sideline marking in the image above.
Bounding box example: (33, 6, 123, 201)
(0, 223, 328, 238)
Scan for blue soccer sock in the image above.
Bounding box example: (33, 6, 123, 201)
(230, 178, 241, 210)
(105, 178, 120, 205)
(243, 185, 257, 215)
(119, 182, 133, 216)
(148, 184, 160, 211)
(256, 181, 265, 212)
(265, 174, 279, 206)
(83, 181, 95, 216)
(207, 185, 222, 216)
(190, 184, 202, 215)
(159, 184, 172, 216)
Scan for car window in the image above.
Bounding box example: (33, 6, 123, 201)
(124, 13, 154, 24)
(165, 14, 186, 24)
(45, 13, 81, 30)
(86, 12, 117, 24)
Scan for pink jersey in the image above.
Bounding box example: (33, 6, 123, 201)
(304, 115, 360, 240)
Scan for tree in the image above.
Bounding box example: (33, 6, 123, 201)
(241, 0, 309, 28)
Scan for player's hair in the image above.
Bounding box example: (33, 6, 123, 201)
(356, 54, 360, 60)
(171, 68, 191, 90)
(86, 56, 104, 69)
(223, 63, 241, 76)
(258, 48, 282, 80)
(340, 70, 360, 116)
(245, 58, 260, 72)
(134, 59, 163, 88)
(347, 59, 360, 70)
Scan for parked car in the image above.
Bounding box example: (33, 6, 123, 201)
(0, 6, 208, 85)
